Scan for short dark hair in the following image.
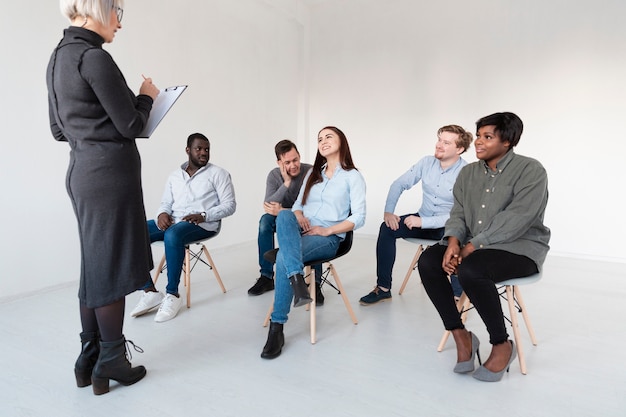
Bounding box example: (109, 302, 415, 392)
(187, 132, 210, 148)
(476, 112, 524, 148)
(274, 139, 299, 160)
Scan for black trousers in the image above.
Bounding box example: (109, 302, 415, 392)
(418, 244, 538, 345)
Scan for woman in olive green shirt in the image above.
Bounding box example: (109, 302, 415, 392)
(418, 112, 550, 382)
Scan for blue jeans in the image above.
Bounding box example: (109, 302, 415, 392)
(376, 213, 444, 289)
(145, 220, 215, 295)
(258, 213, 277, 278)
(258, 212, 323, 281)
(270, 211, 340, 324)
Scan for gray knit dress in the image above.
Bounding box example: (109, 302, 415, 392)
(46, 27, 154, 308)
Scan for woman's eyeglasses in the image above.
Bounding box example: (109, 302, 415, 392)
(113, 6, 123, 23)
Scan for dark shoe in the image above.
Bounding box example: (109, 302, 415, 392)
(289, 274, 312, 307)
(359, 286, 392, 305)
(91, 337, 146, 395)
(248, 276, 275, 296)
(261, 322, 284, 359)
(315, 282, 325, 306)
(75, 331, 100, 387)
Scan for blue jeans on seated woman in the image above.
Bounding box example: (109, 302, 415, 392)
(271, 210, 340, 324)
(144, 220, 216, 295)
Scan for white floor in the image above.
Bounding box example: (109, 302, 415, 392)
(1, 236, 625, 417)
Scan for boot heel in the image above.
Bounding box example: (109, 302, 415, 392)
(91, 376, 110, 395)
(75, 369, 92, 388)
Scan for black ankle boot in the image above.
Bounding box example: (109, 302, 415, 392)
(261, 322, 284, 359)
(75, 331, 100, 387)
(91, 337, 146, 395)
(289, 273, 312, 307)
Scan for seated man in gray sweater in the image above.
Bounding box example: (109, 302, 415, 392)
(248, 140, 312, 296)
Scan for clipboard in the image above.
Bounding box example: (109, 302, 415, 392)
(138, 85, 187, 138)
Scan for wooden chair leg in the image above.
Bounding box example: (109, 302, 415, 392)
(437, 292, 470, 352)
(184, 248, 192, 308)
(513, 285, 537, 345)
(329, 264, 358, 325)
(153, 254, 166, 284)
(201, 245, 226, 293)
(399, 245, 424, 295)
(310, 269, 316, 344)
(506, 285, 526, 374)
(263, 304, 273, 327)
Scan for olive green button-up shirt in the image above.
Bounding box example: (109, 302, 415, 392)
(443, 151, 551, 270)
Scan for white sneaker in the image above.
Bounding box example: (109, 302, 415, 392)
(130, 291, 164, 317)
(155, 293, 183, 323)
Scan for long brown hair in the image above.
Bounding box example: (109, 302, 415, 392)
(301, 126, 357, 205)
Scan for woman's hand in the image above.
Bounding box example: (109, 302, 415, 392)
(140, 77, 160, 100)
(303, 226, 330, 236)
(294, 211, 311, 232)
(442, 238, 461, 275)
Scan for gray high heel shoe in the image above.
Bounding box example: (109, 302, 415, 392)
(453, 332, 482, 373)
(472, 340, 517, 382)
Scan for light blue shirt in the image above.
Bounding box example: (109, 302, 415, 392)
(384, 155, 466, 229)
(292, 164, 366, 239)
(158, 162, 237, 232)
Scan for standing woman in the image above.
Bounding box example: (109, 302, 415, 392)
(261, 126, 367, 359)
(46, 0, 160, 395)
(418, 112, 550, 382)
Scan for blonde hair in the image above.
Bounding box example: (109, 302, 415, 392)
(60, 0, 123, 26)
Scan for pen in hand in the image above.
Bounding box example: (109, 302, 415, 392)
(139, 74, 159, 100)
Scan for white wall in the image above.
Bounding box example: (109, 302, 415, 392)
(0, 0, 309, 299)
(306, 0, 626, 262)
(1, 0, 624, 300)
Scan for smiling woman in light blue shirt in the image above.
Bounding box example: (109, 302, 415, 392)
(261, 126, 366, 360)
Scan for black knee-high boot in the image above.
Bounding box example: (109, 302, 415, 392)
(91, 337, 146, 395)
(289, 273, 312, 307)
(261, 322, 284, 359)
(75, 331, 100, 387)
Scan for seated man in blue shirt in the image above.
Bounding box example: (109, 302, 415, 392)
(131, 133, 236, 322)
(359, 125, 472, 305)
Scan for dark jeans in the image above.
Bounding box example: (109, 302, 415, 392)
(418, 244, 538, 345)
(376, 213, 444, 289)
(144, 220, 216, 295)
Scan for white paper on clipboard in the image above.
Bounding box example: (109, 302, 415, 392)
(138, 85, 187, 138)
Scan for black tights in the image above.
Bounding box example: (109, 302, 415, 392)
(418, 244, 538, 345)
(79, 298, 125, 342)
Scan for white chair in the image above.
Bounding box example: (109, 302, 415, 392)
(152, 231, 226, 308)
(262, 231, 358, 344)
(398, 238, 440, 295)
(437, 272, 542, 375)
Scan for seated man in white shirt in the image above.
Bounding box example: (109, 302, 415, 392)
(359, 125, 472, 305)
(131, 133, 236, 322)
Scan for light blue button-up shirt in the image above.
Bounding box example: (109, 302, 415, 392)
(292, 164, 366, 239)
(384, 155, 466, 229)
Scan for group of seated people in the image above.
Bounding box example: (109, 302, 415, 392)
(131, 111, 550, 383)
